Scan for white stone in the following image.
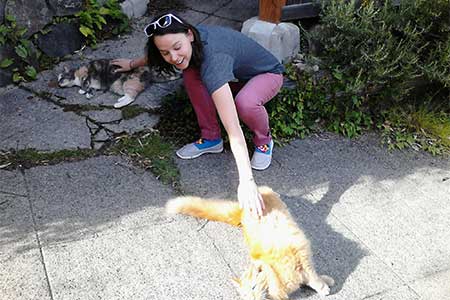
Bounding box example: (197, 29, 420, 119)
(120, 1, 134, 18)
(120, 0, 148, 18)
(241, 17, 300, 63)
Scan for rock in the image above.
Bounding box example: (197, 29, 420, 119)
(47, 0, 83, 16)
(0, 43, 14, 63)
(0, 0, 6, 24)
(36, 22, 85, 57)
(241, 17, 300, 63)
(0, 68, 12, 87)
(5, 0, 54, 38)
(0, 45, 14, 86)
(121, 0, 148, 18)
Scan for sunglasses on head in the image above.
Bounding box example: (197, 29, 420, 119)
(144, 13, 184, 37)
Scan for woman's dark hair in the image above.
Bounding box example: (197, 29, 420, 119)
(145, 12, 203, 73)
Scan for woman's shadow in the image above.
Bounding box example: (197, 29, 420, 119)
(282, 182, 367, 298)
(261, 133, 435, 298)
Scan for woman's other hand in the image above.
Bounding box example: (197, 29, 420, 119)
(238, 179, 265, 217)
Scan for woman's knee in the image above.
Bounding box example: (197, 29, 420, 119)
(235, 93, 256, 115)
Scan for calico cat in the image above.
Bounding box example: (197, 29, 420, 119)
(57, 59, 179, 108)
(166, 186, 334, 300)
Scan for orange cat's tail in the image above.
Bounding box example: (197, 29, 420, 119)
(165, 196, 242, 227)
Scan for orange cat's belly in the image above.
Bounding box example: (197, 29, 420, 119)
(243, 217, 310, 290)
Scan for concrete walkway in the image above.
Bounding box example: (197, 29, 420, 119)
(1, 1, 450, 300)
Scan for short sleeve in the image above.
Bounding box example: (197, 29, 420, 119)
(201, 53, 235, 95)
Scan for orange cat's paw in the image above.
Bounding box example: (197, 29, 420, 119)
(316, 275, 334, 296)
(320, 275, 335, 287)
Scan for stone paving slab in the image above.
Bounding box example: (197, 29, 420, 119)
(101, 112, 160, 134)
(363, 285, 421, 300)
(24, 156, 174, 246)
(178, 9, 210, 25)
(0, 87, 91, 151)
(176, 133, 450, 299)
(178, 9, 243, 30)
(176, 149, 238, 198)
(183, 0, 231, 14)
(200, 15, 243, 30)
(193, 218, 249, 276)
(0, 194, 35, 258)
(329, 174, 450, 282)
(0, 168, 27, 196)
(411, 269, 450, 300)
(1, 249, 51, 300)
(0, 170, 51, 300)
(81, 109, 123, 124)
(42, 219, 239, 300)
(215, 0, 259, 22)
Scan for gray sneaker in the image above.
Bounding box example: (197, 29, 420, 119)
(251, 139, 274, 170)
(176, 138, 223, 159)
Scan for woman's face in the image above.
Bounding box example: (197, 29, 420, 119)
(154, 30, 194, 70)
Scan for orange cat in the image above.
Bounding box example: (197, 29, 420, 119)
(166, 186, 334, 300)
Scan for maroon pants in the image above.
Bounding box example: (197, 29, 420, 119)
(182, 67, 283, 146)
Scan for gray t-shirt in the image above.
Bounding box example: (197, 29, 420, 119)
(197, 25, 285, 95)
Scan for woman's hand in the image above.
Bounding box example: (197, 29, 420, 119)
(238, 179, 265, 217)
(111, 58, 133, 72)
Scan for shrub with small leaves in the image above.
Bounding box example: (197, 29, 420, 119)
(312, 0, 450, 107)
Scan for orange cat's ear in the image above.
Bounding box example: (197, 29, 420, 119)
(231, 277, 241, 289)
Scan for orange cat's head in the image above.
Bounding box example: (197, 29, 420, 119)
(232, 261, 268, 300)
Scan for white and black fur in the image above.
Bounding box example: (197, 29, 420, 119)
(57, 59, 179, 106)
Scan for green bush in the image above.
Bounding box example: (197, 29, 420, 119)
(314, 0, 450, 99)
(286, 0, 450, 152)
(323, 2, 446, 89)
(0, 15, 39, 82)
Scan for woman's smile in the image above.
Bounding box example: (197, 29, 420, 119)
(154, 31, 194, 70)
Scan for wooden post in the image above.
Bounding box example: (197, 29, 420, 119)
(259, 0, 287, 24)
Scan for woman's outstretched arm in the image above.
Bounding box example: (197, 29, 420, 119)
(211, 83, 265, 217)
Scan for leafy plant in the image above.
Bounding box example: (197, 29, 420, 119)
(156, 88, 199, 146)
(314, 0, 449, 103)
(282, 0, 450, 152)
(267, 84, 314, 143)
(0, 15, 39, 82)
(76, 0, 129, 46)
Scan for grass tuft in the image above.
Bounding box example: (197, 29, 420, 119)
(109, 133, 180, 187)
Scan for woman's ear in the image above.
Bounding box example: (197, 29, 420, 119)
(187, 29, 194, 42)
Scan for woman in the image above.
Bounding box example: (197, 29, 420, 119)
(113, 13, 284, 216)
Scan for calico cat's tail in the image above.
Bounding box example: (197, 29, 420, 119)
(166, 196, 242, 227)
